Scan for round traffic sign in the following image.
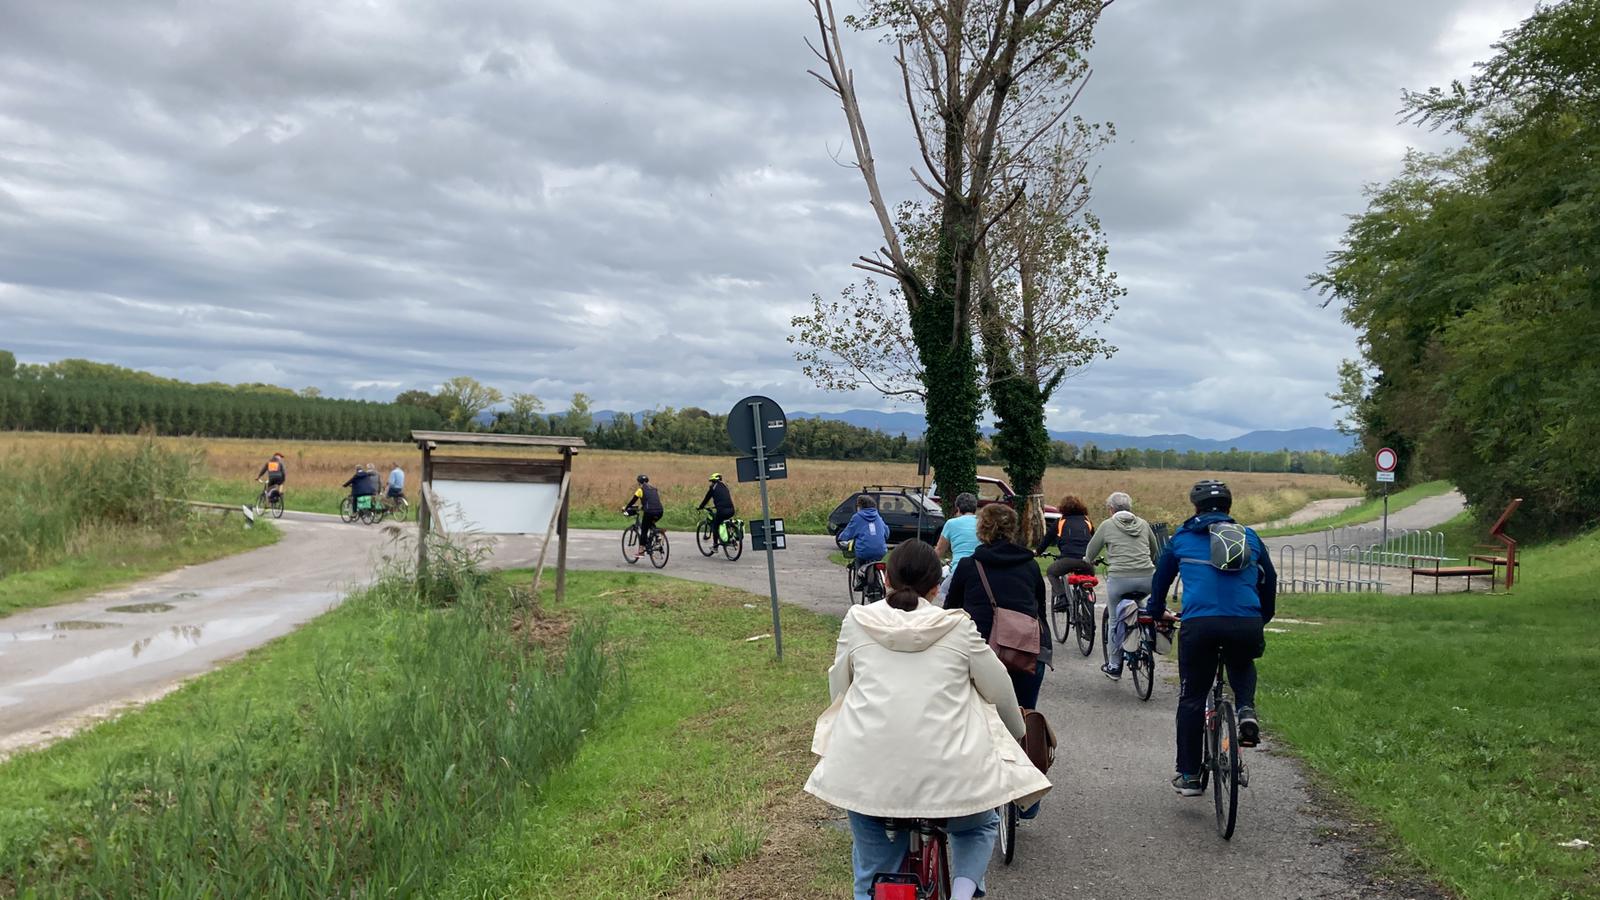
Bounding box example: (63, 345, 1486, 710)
(727, 395, 787, 454)
(1375, 447, 1398, 472)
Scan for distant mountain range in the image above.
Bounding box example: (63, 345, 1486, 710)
(590, 408, 1354, 454)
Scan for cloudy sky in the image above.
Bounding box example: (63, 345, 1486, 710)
(0, 0, 1536, 438)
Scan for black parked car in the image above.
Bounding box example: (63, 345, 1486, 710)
(825, 485, 945, 546)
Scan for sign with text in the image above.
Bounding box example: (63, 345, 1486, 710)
(1376, 471, 1396, 483)
(750, 517, 786, 552)
(736, 453, 788, 483)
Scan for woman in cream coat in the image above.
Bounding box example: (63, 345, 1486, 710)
(806, 539, 1050, 900)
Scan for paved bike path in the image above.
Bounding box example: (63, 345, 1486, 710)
(528, 528, 1416, 899)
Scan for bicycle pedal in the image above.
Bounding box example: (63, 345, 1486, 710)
(1238, 763, 1249, 788)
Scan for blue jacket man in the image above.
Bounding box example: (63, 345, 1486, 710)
(836, 497, 888, 563)
(1149, 480, 1277, 798)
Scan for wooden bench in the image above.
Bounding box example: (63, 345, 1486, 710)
(1410, 559, 1496, 594)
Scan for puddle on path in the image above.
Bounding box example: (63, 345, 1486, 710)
(172, 592, 200, 600)
(52, 621, 120, 630)
(106, 603, 176, 614)
(2, 620, 123, 644)
(10, 615, 279, 689)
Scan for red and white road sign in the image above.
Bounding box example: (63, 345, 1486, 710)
(1375, 447, 1398, 473)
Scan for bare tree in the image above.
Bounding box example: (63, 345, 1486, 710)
(789, 281, 927, 403)
(805, 0, 1113, 504)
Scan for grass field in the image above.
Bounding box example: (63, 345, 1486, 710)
(1257, 480, 1455, 537)
(0, 432, 1359, 535)
(1265, 529, 1600, 899)
(0, 564, 849, 898)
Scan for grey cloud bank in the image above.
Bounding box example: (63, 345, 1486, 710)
(0, 0, 1536, 439)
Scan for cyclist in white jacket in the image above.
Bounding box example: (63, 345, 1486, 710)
(806, 539, 1049, 900)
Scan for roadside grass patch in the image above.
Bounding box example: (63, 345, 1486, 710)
(1257, 480, 1453, 537)
(435, 571, 852, 898)
(0, 561, 610, 898)
(1263, 528, 1600, 899)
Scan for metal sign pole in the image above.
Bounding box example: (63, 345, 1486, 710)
(750, 400, 783, 660)
(1381, 482, 1390, 550)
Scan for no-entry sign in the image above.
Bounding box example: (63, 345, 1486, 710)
(1375, 447, 1398, 473)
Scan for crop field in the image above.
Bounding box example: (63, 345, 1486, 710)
(0, 432, 1360, 532)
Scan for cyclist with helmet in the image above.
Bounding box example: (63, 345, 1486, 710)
(624, 474, 665, 559)
(696, 473, 737, 548)
(1149, 480, 1276, 797)
(256, 452, 287, 499)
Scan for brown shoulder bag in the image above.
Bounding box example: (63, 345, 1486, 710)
(974, 561, 1041, 674)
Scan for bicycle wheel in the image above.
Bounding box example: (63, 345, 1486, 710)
(1050, 593, 1069, 645)
(339, 496, 355, 524)
(1214, 699, 1241, 839)
(998, 802, 1018, 865)
(722, 521, 743, 561)
(1075, 590, 1096, 657)
(389, 496, 409, 522)
(254, 491, 268, 517)
(864, 566, 886, 603)
(649, 530, 670, 569)
(696, 520, 715, 557)
(269, 492, 285, 519)
(621, 524, 641, 564)
(845, 560, 861, 605)
(1133, 643, 1155, 702)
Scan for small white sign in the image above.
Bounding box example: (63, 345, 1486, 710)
(1376, 471, 1396, 483)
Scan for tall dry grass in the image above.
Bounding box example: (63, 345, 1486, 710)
(0, 432, 1358, 531)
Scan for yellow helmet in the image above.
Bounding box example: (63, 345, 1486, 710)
(709, 473, 722, 482)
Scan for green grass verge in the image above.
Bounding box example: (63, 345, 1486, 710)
(0, 568, 850, 898)
(0, 518, 279, 619)
(194, 477, 349, 517)
(1257, 480, 1453, 537)
(1263, 529, 1600, 899)
(435, 570, 851, 897)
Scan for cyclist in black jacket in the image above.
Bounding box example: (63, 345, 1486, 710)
(697, 473, 736, 548)
(624, 474, 665, 559)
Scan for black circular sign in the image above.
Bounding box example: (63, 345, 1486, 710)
(727, 395, 787, 454)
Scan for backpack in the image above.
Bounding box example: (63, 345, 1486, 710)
(1206, 522, 1253, 571)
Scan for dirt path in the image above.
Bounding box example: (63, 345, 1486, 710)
(1252, 495, 1364, 530)
(3, 517, 1421, 897)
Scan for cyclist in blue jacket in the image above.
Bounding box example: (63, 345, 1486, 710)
(836, 495, 888, 591)
(1147, 480, 1276, 797)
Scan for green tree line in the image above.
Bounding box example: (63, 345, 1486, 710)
(1316, 0, 1600, 536)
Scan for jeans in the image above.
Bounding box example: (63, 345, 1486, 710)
(1176, 615, 1264, 776)
(1010, 659, 1046, 710)
(1103, 575, 1152, 670)
(848, 810, 998, 900)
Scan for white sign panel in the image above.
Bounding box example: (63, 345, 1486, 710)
(432, 479, 560, 534)
(1376, 471, 1396, 483)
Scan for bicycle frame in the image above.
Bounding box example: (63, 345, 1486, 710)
(875, 819, 949, 900)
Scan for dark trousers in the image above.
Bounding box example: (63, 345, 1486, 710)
(640, 513, 662, 549)
(1011, 660, 1047, 710)
(1046, 557, 1095, 598)
(1176, 615, 1264, 776)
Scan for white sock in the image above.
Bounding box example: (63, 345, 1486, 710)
(952, 876, 978, 900)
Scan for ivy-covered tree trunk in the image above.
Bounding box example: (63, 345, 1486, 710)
(908, 219, 982, 509)
(977, 268, 1051, 546)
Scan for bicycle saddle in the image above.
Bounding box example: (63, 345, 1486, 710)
(1066, 574, 1099, 587)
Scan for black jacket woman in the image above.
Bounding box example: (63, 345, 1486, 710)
(945, 503, 1051, 709)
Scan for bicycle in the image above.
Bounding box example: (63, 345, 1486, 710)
(870, 818, 951, 899)
(621, 510, 670, 569)
(1103, 593, 1171, 702)
(1197, 645, 1249, 840)
(845, 555, 887, 605)
(383, 491, 410, 522)
(1066, 573, 1099, 657)
(254, 482, 285, 520)
(695, 511, 744, 561)
(340, 494, 387, 525)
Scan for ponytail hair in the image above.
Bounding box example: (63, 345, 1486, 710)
(885, 540, 942, 611)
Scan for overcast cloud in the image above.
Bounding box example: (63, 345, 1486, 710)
(0, 0, 1536, 438)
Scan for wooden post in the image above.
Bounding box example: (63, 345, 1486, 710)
(556, 447, 572, 603)
(416, 442, 434, 577)
(529, 469, 571, 600)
